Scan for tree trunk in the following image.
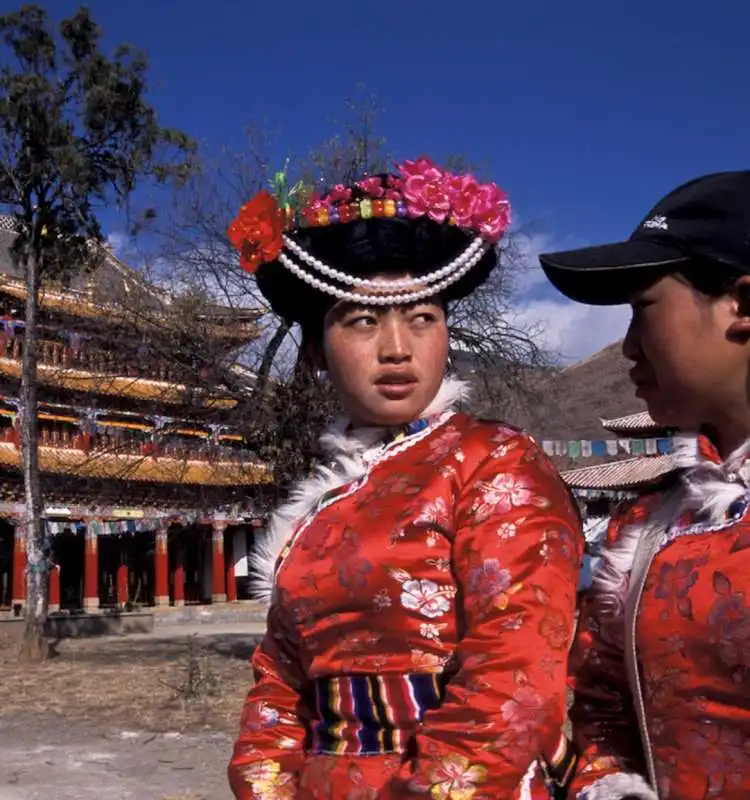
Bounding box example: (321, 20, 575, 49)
(255, 321, 289, 394)
(19, 252, 49, 662)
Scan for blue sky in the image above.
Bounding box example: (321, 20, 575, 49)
(4, 0, 749, 359)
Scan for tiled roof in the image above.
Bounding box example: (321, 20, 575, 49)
(0, 442, 270, 486)
(562, 454, 675, 489)
(600, 410, 664, 434)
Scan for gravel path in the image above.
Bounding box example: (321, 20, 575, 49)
(0, 714, 235, 800)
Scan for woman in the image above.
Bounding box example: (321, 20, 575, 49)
(227, 157, 582, 798)
(539, 170, 750, 799)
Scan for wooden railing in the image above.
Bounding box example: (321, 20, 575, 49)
(0, 419, 253, 464)
(1, 334, 189, 385)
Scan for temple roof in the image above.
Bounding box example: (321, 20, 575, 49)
(600, 410, 669, 436)
(0, 356, 237, 408)
(0, 216, 262, 343)
(562, 454, 675, 490)
(0, 441, 269, 486)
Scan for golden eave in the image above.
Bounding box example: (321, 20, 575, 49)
(0, 275, 261, 342)
(0, 442, 270, 486)
(0, 356, 237, 408)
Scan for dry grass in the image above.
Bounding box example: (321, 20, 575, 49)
(0, 631, 255, 733)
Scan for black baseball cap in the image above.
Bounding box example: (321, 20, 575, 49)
(539, 170, 750, 305)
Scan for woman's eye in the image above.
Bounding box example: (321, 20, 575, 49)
(348, 315, 377, 328)
(632, 299, 653, 314)
(411, 312, 437, 325)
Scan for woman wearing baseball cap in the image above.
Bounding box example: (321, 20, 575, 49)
(539, 170, 750, 799)
(226, 158, 583, 798)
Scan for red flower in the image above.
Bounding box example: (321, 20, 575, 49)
(227, 190, 285, 273)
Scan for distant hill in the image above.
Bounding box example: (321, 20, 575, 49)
(536, 341, 646, 440)
(457, 340, 646, 463)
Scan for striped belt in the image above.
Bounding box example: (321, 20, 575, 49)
(311, 673, 444, 755)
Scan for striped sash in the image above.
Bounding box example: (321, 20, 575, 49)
(311, 673, 444, 755)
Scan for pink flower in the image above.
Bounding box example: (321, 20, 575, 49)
(399, 156, 439, 179)
(472, 183, 511, 243)
(326, 184, 352, 203)
(301, 192, 331, 222)
(446, 174, 482, 228)
(355, 176, 385, 197)
(399, 157, 451, 222)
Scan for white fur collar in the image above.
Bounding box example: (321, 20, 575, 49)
(249, 377, 470, 602)
(593, 433, 750, 617)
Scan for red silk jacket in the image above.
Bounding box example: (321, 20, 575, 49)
(569, 437, 750, 799)
(229, 410, 582, 799)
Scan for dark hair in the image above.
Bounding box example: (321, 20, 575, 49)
(675, 258, 745, 298)
(254, 178, 498, 346)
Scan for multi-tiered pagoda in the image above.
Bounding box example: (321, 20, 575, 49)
(0, 216, 270, 615)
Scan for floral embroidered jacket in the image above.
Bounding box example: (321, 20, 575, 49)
(228, 397, 582, 799)
(569, 436, 750, 799)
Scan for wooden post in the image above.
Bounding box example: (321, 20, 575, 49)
(116, 536, 129, 608)
(225, 528, 237, 603)
(173, 542, 185, 607)
(211, 521, 227, 603)
(83, 524, 99, 611)
(48, 563, 60, 613)
(11, 522, 26, 609)
(154, 527, 169, 607)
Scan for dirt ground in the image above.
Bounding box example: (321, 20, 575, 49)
(0, 627, 263, 799)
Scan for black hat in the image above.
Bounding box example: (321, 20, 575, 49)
(227, 158, 511, 327)
(539, 170, 750, 305)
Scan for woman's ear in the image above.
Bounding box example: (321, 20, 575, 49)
(727, 276, 750, 341)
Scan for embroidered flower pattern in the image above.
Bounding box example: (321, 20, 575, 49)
(229, 415, 581, 797)
(243, 759, 296, 800)
(410, 753, 488, 799)
(570, 463, 750, 798)
(472, 473, 539, 522)
(400, 578, 454, 619)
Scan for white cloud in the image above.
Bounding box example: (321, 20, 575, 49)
(503, 223, 631, 363)
(513, 297, 631, 362)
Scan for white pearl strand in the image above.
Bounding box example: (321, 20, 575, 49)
(277, 240, 489, 305)
(282, 233, 487, 289)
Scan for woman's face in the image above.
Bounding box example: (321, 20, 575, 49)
(321, 290, 450, 427)
(623, 274, 750, 435)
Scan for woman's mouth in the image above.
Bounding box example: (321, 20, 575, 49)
(375, 374, 418, 399)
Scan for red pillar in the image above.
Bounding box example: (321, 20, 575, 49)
(11, 522, 26, 609)
(225, 528, 237, 603)
(211, 521, 227, 603)
(173, 543, 185, 607)
(48, 563, 61, 613)
(154, 527, 169, 607)
(83, 524, 99, 611)
(116, 537, 129, 608)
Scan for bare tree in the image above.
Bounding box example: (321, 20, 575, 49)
(141, 92, 552, 506)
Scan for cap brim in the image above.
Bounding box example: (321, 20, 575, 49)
(539, 239, 691, 305)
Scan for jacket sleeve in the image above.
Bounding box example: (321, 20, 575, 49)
(567, 512, 658, 800)
(228, 606, 308, 799)
(383, 430, 583, 798)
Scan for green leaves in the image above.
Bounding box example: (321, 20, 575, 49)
(0, 3, 196, 276)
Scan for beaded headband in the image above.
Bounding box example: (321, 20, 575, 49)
(227, 156, 511, 306)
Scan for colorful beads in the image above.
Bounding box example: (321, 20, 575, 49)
(299, 197, 413, 228)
